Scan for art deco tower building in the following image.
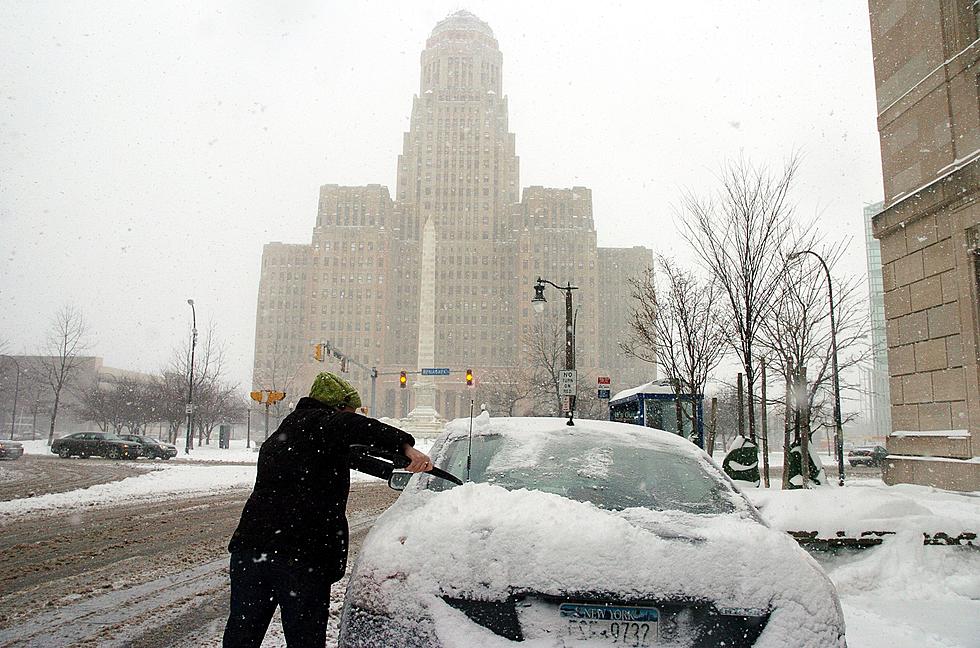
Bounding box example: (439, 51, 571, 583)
(252, 11, 652, 425)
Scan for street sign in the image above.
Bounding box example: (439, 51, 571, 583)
(185, 404, 196, 414)
(597, 389, 611, 399)
(597, 376, 611, 385)
(421, 367, 451, 376)
(559, 370, 577, 396)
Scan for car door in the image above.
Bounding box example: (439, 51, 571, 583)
(75, 433, 95, 456)
(93, 433, 113, 457)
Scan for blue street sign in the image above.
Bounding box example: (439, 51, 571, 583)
(421, 368, 451, 376)
(597, 389, 611, 399)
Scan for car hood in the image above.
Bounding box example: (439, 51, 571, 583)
(350, 482, 843, 648)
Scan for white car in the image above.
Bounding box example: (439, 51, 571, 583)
(339, 415, 846, 648)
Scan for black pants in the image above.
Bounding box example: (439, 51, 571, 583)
(223, 552, 332, 648)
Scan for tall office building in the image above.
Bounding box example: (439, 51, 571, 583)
(252, 11, 652, 422)
(863, 201, 891, 439)
(867, 0, 979, 490)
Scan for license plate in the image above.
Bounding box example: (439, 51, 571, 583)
(560, 603, 658, 646)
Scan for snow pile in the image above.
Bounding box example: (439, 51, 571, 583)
(825, 533, 980, 647)
(0, 464, 257, 517)
(747, 479, 978, 536)
(352, 482, 842, 647)
(746, 479, 980, 647)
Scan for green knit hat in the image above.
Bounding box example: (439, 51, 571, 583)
(309, 371, 362, 409)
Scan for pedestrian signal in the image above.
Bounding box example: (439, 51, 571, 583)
(314, 344, 323, 362)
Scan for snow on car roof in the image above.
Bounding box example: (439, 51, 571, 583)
(442, 413, 701, 458)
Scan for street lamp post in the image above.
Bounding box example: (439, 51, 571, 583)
(185, 299, 198, 455)
(531, 277, 579, 426)
(787, 250, 845, 486)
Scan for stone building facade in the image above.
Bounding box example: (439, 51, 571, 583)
(252, 11, 652, 420)
(867, 0, 979, 490)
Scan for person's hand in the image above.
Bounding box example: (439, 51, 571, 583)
(402, 444, 432, 473)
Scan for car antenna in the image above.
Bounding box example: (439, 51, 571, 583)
(465, 398, 474, 482)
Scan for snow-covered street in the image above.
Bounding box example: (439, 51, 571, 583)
(1, 446, 977, 647)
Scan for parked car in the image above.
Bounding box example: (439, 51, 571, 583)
(0, 439, 25, 460)
(50, 432, 141, 460)
(339, 416, 846, 648)
(119, 434, 178, 460)
(848, 445, 887, 467)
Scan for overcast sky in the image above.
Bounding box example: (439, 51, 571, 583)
(0, 1, 883, 389)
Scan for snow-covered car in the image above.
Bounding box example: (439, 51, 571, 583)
(339, 416, 846, 648)
(0, 439, 25, 460)
(119, 434, 178, 459)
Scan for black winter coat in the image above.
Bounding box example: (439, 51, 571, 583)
(228, 397, 415, 582)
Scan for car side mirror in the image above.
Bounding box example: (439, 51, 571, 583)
(388, 470, 412, 491)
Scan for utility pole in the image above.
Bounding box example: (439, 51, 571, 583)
(10, 362, 20, 440)
(184, 299, 197, 455)
(760, 360, 770, 488)
(787, 250, 845, 486)
(530, 277, 579, 426)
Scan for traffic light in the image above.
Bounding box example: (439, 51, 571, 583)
(399, 371, 407, 388)
(314, 344, 323, 362)
(465, 368, 474, 387)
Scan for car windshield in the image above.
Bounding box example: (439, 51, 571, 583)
(428, 433, 736, 515)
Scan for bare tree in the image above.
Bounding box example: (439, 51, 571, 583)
(475, 365, 539, 416)
(78, 374, 157, 434)
(37, 305, 90, 445)
(622, 258, 728, 437)
(252, 335, 299, 423)
(760, 241, 870, 457)
(522, 312, 567, 415)
(679, 156, 810, 443)
(167, 322, 241, 445)
(155, 371, 190, 443)
(77, 381, 113, 432)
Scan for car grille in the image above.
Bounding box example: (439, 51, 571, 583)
(444, 594, 769, 647)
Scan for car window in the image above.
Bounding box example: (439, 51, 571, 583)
(427, 433, 736, 514)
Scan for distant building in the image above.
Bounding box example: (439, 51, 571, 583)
(0, 355, 155, 439)
(252, 11, 653, 419)
(867, 1, 979, 490)
(863, 201, 891, 439)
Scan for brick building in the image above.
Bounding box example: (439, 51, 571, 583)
(867, 0, 979, 490)
(252, 11, 653, 420)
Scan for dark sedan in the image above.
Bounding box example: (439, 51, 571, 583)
(119, 434, 178, 459)
(848, 445, 887, 467)
(0, 440, 25, 460)
(50, 432, 141, 460)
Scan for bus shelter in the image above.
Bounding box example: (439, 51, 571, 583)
(608, 379, 704, 448)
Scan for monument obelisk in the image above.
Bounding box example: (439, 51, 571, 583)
(400, 214, 445, 436)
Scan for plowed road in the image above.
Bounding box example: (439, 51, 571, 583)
(0, 455, 397, 647)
